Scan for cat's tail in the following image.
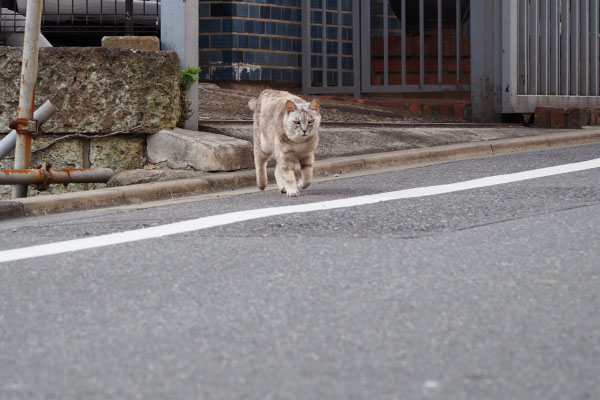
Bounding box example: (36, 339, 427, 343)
(248, 97, 258, 111)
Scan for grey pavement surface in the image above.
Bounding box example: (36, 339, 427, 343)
(200, 123, 566, 160)
(2, 125, 599, 216)
(0, 143, 599, 399)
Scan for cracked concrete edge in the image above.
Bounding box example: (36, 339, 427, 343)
(1, 129, 599, 220)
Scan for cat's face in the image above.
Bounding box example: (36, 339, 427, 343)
(283, 99, 321, 142)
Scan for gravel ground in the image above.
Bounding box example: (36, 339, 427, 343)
(197, 84, 466, 123)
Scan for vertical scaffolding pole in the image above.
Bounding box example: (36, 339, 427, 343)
(12, 0, 44, 199)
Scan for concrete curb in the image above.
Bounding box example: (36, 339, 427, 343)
(1, 129, 599, 220)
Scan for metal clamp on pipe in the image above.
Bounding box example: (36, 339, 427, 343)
(9, 118, 40, 135)
(36, 162, 52, 191)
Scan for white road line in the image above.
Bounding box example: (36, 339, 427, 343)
(1, 157, 599, 263)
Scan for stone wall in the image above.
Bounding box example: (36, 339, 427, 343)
(0, 46, 180, 199)
(0, 134, 146, 198)
(0, 46, 181, 134)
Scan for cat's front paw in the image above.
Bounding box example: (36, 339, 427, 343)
(286, 189, 300, 197)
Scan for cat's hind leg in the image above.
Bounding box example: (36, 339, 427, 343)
(254, 147, 269, 190)
(298, 154, 314, 189)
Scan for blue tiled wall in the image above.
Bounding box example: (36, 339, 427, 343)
(308, 0, 354, 86)
(199, 0, 303, 83)
(198, 0, 354, 85)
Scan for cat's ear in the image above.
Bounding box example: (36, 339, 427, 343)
(309, 99, 320, 112)
(285, 100, 298, 114)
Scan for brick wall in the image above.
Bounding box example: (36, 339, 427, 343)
(371, 31, 471, 86)
(198, 0, 303, 83)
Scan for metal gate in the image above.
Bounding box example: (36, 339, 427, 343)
(503, 0, 600, 113)
(1, 0, 160, 39)
(301, 0, 471, 97)
(301, 0, 361, 97)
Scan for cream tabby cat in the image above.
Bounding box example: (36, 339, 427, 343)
(248, 89, 321, 197)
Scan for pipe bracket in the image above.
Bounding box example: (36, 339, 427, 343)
(35, 162, 52, 191)
(9, 118, 39, 134)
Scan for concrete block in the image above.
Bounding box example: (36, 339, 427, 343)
(549, 107, 567, 129)
(535, 107, 576, 129)
(422, 104, 436, 115)
(534, 107, 550, 128)
(566, 108, 588, 129)
(0, 47, 180, 134)
(409, 103, 422, 113)
(101, 36, 160, 51)
(438, 104, 453, 117)
(587, 107, 598, 125)
(147, 128, 253, 172)
(593, 108, 600, 125)
(454, 103, 467, 120)
(90, 137, 147, 171)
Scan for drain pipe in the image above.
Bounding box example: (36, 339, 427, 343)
(12, 0, 44, 199)
(0, 100, 57, 160)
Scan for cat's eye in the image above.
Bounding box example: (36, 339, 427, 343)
(293, 121, 300, 124)
(308, 120, 314, 124)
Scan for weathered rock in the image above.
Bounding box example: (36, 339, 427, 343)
(0, 134, 146, 199)
(0, 46, 180, 134)
(90, 137, 147, 170)
(147, 128, 254, 172)
(0, 136, 84, 170)
(101, 36, 161, 51)
(0, 135, 86, 199)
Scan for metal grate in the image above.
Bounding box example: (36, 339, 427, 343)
(1, 0, 159, 37)
(362, 0, 470, 93)
(302, 0, 471, 97)
(503, 0, 600, 113)
(518, 0, 598, 96)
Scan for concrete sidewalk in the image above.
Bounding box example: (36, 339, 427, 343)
(2, 124, 600, 220)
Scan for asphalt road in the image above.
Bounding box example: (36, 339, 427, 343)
(1, 143, 599, 399)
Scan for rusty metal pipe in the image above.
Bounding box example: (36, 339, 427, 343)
(12, 0, 44, 199)
(0, 100, 58, 160)
(0, 168, 114, 186)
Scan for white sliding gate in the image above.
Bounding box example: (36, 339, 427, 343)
(503, 0, 600, 113)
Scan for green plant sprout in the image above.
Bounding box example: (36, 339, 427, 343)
(178, 66, 201, 127)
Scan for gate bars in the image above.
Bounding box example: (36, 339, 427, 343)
(302, 0, 470, 96)
(360, 0, 469, 93)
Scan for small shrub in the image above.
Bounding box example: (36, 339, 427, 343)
(178, 66, 201, 128)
